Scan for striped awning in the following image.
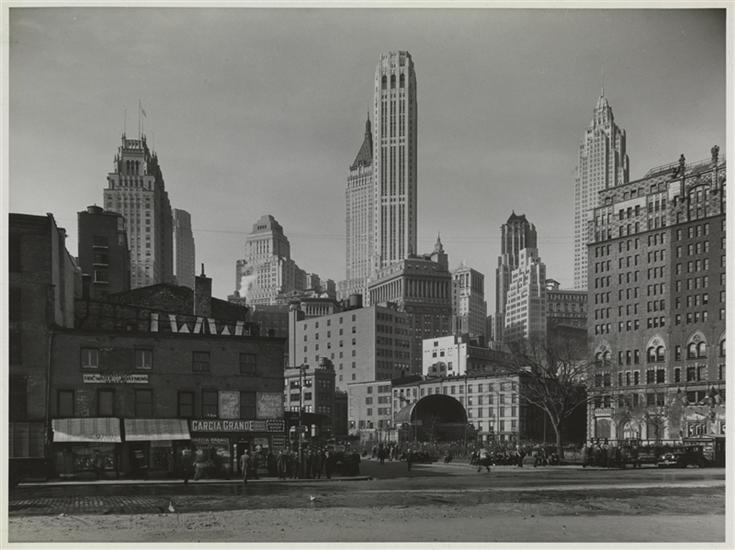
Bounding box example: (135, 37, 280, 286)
(124, 418, 190, 441)
(52, 417, 122, 443)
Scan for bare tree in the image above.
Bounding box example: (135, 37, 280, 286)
(504, 333, 594, 458)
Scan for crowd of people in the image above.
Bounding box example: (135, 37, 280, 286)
(581, 439, 642, 468)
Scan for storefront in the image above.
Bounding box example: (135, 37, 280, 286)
(122, 418, 191, 479)
(51, 417, 122, 480)
(189, 418, 287, 478)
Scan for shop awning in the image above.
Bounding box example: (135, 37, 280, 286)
(124, 418, 190, 441)
(52, 418, 122, 443)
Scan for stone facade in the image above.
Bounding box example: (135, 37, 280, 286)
(452, 265, 487, 342)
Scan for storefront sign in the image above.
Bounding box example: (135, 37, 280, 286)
(191, 419, 286, 433)
(83, 374, 149, 384)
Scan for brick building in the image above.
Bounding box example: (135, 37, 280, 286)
(9, 213, 80, 479)
(587, 147, 726, 442)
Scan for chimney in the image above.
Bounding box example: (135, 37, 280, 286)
(194, 263, 212, 317)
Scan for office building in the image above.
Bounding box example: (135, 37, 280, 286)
(494, 212, 538, 347)
(574, 91, 629, 290)
(173, 208, 195, 289)
(104, 134, 174, 288)
(452, 264, 487, 342)
(372, 51, 418, 271)
(504, 248, 547, 345)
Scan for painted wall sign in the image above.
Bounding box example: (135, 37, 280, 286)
(149, 312, 254, 337)
(191, 419, 286, 433)
(83, 373, 149, 384)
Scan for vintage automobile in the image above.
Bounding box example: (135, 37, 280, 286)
(657, 446, 706, 468)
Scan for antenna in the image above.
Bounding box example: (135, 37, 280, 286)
(123, 107, 127, 135)
(601, 65, 605, 96)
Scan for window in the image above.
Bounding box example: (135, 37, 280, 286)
(193, 351, 210, 372)
(202, 390, 218, 418)
(97, 389, 115, 417)
(135, 349, 153, 370)
(674, 368, 681, 383)
(656, 369, 665, 384)
(240, 391, 257, 419)
(57, 390, 74, 417)
(178, 391, 194, 418)
(239, 353, 257, 375)
(81, 348, 99, 369)
(135, 389, 153, 417)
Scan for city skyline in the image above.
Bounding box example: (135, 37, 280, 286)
(8, 8, 726, 308)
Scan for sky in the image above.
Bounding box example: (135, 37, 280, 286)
(8, 7, 726, 310)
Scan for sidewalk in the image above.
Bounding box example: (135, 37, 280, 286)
(17, 475, 371, 488)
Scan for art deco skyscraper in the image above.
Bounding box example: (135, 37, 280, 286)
(573, 90, 629, 289)
(342, 115, 374, 299)
(494, 212, 538, 347)
(173, 208, 196, 289)
(104, 134, 174, 288)
(372, 51, 417, 271)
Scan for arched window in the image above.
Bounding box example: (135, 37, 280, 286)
(381, 75, 387, 90)
(399, 73, 405, 88)
(603, 351, 611, 362)
(647, 347, 656, 363)
(687, 343, 697, 359)
(390, 74, 396, 89)
(720, 339, 726, 357)
(656, 346, 665, 362)
(697, 342, 707, 358)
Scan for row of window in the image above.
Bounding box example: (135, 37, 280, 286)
(79, 348, 258, 375)
(592, 387, 725, 410)
(56, 389, 257, 419)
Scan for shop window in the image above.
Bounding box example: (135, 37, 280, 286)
(239, 353, 257, 375)
(240, 391, 257, 419)
(135, 349, 153, 370)
(81, 347, 99, 369)
(192, 351, 210, 372)
(97, 389, 115, 417)
(57, 390, 74, 417)
(202, 390, 218, 418)
(178, 391, 194, 418)
(135, 389, 153, 417)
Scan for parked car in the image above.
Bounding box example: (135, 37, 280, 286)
(657, 447, 705, 468)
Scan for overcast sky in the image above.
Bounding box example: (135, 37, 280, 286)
(9, 7, 726, 308)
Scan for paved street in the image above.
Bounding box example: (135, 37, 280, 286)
(7, 460, 726, 542)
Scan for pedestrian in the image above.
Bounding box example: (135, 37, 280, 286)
(477, 447, 490, 473)
(181, 448, 192, 484)
(313, 449, 323, 479)
(239, 449, 250, 485)
(601, 439, 610, 468)
(407, 448, 414, 472)
(324, 449, 334, 479)
(581, 442, 590, 468)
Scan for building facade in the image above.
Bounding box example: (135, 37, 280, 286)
(545, 279, 588, 330)
(9, 213, 80, 480)
(343, 116, 375, 300)
(504, 248, 547, 345)
(288, 303, 412, 391)
(494, 213, 538, 347)
(77, 205, 131, 298)
(574, 91, 629, 290)
(283, 358, 338, 436)
(422, 335, 509, 377)
(234, 215, 321, 306)
(173, 208, 195, 289)
(373, 51, 418, 271)
(104, 134, 174, 288)
(452, 264, 487, 342)
(368, 236, 452, 373)
(587, 147, 725, 442)
(48, 271, 286, 480)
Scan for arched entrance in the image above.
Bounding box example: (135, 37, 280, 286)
(395, 394, 468, 442)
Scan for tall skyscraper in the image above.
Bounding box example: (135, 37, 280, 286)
(342, 115, 374, 299)
(77, 205, 131, 298)
(494, 212, 538, 347)
(574, 90, 629, 289)
(452, 264, 487, 342)
(173, 208, 196, 289)
(373, 51, 417, 271)
(104, 134, 174, 288)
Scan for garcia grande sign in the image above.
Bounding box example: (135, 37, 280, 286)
(191, 419, 286, 433)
